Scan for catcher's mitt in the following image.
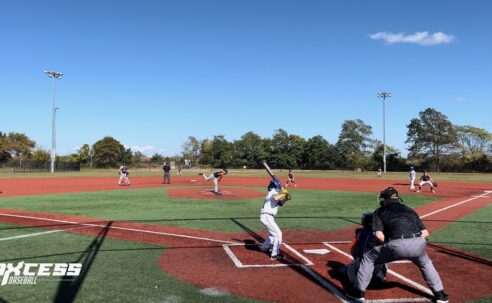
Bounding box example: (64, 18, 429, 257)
(432, 181, 438, 187)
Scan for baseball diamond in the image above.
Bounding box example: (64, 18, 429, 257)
(0, 175, 490, 303)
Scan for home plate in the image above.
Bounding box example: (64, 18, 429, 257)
(303, 249, 330, 255)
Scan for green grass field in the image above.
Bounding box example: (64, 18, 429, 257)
(0, 223, 260, 303)
(0, 187, 490, 303)
(430, 203, 492, 259)
(0, 188, 437, 232)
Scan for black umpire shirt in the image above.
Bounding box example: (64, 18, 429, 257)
(372, 202, 426, 240)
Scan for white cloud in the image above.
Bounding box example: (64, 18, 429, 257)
(456, 97, 467, 102)
(369, 31, 455, 46)
(126, 145, 155, 155)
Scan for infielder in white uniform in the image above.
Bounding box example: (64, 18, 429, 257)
(409, 167, 416, 190)
(118, 163, 130, 186)
(259, 178, 291, 260)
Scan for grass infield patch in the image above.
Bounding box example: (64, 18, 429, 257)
(0, 188, 437, 232)
(429, 203, 492, 260)
(0, 223, 260, 303)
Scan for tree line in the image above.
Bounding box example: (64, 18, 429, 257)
(1, 108, 491, 172)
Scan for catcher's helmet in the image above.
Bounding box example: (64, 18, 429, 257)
(379, 187, 403, 206)
(268, 178, 282, 191)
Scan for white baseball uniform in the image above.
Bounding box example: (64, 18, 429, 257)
(118, 165, 130, 185)
(409, 169, 416, 190)
(260, 189, 283, 257)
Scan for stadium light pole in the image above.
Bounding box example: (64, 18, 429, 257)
(44, 70, 63, 173)
(377, 91, 391, 174)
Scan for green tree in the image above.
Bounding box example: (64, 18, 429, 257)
(371, 142, 406, 171)
(31, 148, 51, 162)
(0, 132, 11, 162)
(210, 135, 234, 168)
(132, 151, 144, 167)
(77, 144, 92, 165)
(233, 131, 268, 168)
(455, 125, 492, 171)
(303, 135, 339, 169)
(269, 129, 295, 168)
(2, 132, 36, 160)
(181, 136, 202, 166)
(199, 139, 213, 166)
(150, 153, 164, 164)
(92, 136, 126, 168)
(406, 108, 457, 172)
(289, 134, 306, 168)
(336, 119, 373, 169)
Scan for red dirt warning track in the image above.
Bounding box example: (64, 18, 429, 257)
(0, 176, 491, 302)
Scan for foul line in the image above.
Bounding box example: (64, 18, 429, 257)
(420, 190, 491, 219)
(0, 226, 91, 241)
(323, 242, 433, 296)
(0, 212, 240, 245)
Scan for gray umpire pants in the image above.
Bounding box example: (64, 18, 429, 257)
(355, 237, 444, 293)
(164, 172, 171, 184)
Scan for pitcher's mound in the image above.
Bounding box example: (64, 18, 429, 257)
(168, 188, 264, 200)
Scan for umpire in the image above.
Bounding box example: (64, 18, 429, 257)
(346, 187, 449, 303)
(162, 162, 171, 184)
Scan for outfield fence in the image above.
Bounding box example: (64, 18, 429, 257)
(0, 160, 80, 173)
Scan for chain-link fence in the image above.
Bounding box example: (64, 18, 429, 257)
(0, 160, 80, 172)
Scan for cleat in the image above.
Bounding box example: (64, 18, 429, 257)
(198, 173, 203, 175)
(270, 253, 285, 260)
(433, 290, 449, 303)
(345, 288, 365, 302)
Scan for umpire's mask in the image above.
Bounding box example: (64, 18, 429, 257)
(378, 187, 403, 207)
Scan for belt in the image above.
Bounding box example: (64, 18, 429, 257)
(389, 232, 422, 241)
(261, 211, 275, 216)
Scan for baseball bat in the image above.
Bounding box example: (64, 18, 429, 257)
(262, 161, 275, 179)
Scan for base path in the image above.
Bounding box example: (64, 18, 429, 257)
(0, 187, 491, 302)
(1, 175, 491, 199)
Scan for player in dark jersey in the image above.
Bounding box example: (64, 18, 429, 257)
(199, 168, 228, 193)
(418, 170, 435, 193)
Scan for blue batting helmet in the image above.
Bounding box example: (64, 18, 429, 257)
(268, 178, 282, 191)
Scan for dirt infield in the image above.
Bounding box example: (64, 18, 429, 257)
(1, 175, 491, 198)
(0, 176, 491, 302)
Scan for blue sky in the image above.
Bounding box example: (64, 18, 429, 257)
(1, 0, 491, 156)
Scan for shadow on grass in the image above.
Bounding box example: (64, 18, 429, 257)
(53, 221, 112, 303)
(428, 243, 492, 266)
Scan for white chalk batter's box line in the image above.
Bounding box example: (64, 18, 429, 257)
(323, 241, 412, 264)
(323, 241, 434, 302)
(223, 243, 314, 268)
